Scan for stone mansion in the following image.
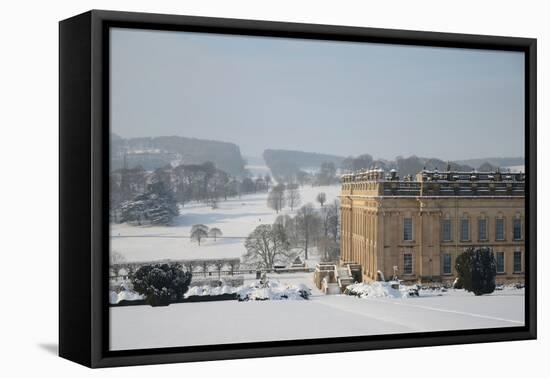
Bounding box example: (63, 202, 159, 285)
(340, 167, 525, 284)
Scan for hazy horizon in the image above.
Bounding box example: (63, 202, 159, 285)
(111, 131, 524, 163)
(111, 28, 525, 161)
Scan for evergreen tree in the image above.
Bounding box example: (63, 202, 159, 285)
(455, 247, 497, 295)
(119, 181, 179, 225)
(131, 263, 192, 306)
(120, 198, 147, 225)
(146, 181, 179, 225)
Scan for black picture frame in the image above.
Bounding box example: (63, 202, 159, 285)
(59, 9, 537, 368)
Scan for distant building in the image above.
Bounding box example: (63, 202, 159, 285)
(340, 167, 525, 284)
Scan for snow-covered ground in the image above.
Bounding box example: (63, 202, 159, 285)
(109, 182, 524, 352)
(111, 184, 340, 262)
(110, 272, 524, 350)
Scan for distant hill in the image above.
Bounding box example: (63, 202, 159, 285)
(454, 157, 524, 169)
(111, 135, 245, 176)
(263, 149, 345, 168)
(263, 149, 345, 180)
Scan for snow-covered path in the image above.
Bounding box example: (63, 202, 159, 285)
(110, 289, 524, 351)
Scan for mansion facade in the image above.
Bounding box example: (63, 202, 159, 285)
(340, 167, 525, 284)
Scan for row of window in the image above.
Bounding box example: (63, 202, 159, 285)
(450, 217, 522, 242)
(495, 251, 523, 274)
(402, 217, 522, 242)
(401, 251, 523, 275)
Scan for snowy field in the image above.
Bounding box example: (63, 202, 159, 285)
(109, 180, 524, 352)
(111, 184, 340, 262)
(110, 272, 524, 350)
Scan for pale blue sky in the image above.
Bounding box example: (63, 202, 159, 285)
(110, 28, 525, 161)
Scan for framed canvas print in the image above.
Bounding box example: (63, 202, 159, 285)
(59, 10, 537, 368)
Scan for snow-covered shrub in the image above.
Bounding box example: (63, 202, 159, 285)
(109, 281, 145, 304)
(236, 280, 311, 301)
(109, 289, 145, 304)
(109, 291, 118, 304)
(185, 285, 237, 297)
(344, 281, 411, 299)
(132, 263, 192, 306)
(183, 279, 311, 301)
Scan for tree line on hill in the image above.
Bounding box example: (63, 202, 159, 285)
(266, 184, 329, 214)
(110, 162, 272, 225)
(263, 148, 507, 183)
(111, 134, 246, 176)
(454, 157, 524, 169)
(340, 154, 499, 177)
(266, 161, 339, 187)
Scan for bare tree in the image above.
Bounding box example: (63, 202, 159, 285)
(286, 184, 301, 211)
(110, 250, 126, 267)
(274, 214, 300, 248)
(264, 174, 272, 190)
(183, 259, 197, 274)
(267, 184, 286, 213)
(227, 258, 240, 276)
(314, 162, 337, 186)
(209, 197, 219, 209)
(254, 176, 267, 192)
(296, 170, 311, 187)
(295, 203, 321, 260)
(200, 259, 212, 277)
(318, 236, 339, 262)
(212, 259, 225, 279)
(242, 224, 292, 269)
(208, 227, 223, 241)
(316, 192, 327, 207)
(326, 199, 340, 243)
(190, 224, 209, 245)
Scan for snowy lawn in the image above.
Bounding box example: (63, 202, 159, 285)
(110, 273, 524, 351)
(111, 185, 340, 262)
(109, 183, 524, 351)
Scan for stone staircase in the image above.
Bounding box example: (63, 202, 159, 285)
(336, 267, 354, 291)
